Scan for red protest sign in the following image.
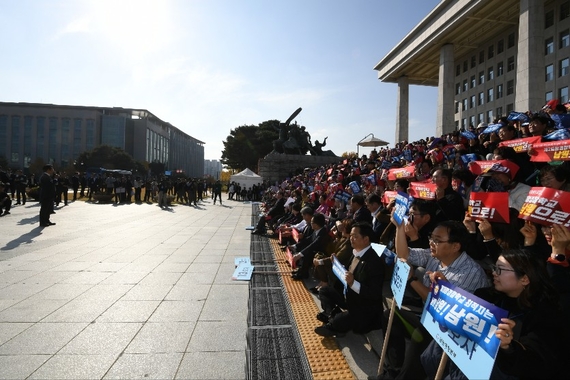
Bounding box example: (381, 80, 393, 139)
(468, 160, 500, 176)
(292, 228, 300, 243)
(498, 136, 541, 153)
(382, 191, 397, 205)
(286, 246, 297, 269)
(408, 181, 437, 200)
(387, 165, 415, 180)
(468, 192, 510, 223)
(529, 139, 570, 162)
(519, 187, 570, 227)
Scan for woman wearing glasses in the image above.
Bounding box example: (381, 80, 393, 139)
(421, 249, 566, 379)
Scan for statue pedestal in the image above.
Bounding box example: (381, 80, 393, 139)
(259, 151, 341, 184)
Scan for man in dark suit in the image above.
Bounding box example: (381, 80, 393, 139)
(366, 193, 383, 243)
(252, 191, 286, 234)
(39, 164, 56, 227)
(315, 222, 385, 336)
(350, 194, 372, 224)
(291, 213, 332, 280)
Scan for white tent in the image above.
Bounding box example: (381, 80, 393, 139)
(230, 168, 263, 190)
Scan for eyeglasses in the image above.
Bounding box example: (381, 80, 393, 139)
(490, 264, 517, 275)
(428, 236, 450, 246)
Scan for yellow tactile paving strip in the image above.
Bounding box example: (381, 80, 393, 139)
(269, 239, 355, 380)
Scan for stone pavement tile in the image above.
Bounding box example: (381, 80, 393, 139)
(85, 262, 130, 273)
(121, 284, 173, 301)
(50, 261, 96, 272)
(0, 322, 88, 354)
(96, 300, 161, 323)
(192, 254, 223, 264)
(138, 272, 183, 286)
(125, 322, 195, 354)
(0, 299, 19, 313)
(59, 322, 143, 355)
(0, 282, 52, 301)
(176, 271, 217, 285)
(0, 298, 69, 322)
(76, 284, 133, 301)
(0, 261, 28, 272)
(99, 271, 147, 285)
(104, 352, 183, 380)
(161, 253, 198, 264)
(198, 284, 248, 321)
(29, 283, 93, 300)
(152, 262, 191, 273)
(60, 271, 113, 285)
(165, 284, 211, 301)
(102, 253, 143, 263)
(176, 351, 245, 380)
(186, 262, 220, 274)
(214, 263, 245, 285)
(0, 354, 50, 379)
(186, 320, 246, 352)
(28, 354, 118, 380)
(148, 300, 205, 322)
(0, 270, 38, 284)
(42, 298, 116, 322)
(27, 270, 78, 284)
(0, 322, 33, 345)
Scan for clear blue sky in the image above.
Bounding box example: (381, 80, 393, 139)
(0, 0, 440, 160)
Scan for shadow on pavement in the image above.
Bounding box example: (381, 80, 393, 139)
(1, 226, 44, 251)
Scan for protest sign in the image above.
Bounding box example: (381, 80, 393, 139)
(334, 189, 352, 203)
(232, 263, 254, 281)
(393, 191, 411, 226)
(387, 166, 416, 181)
(529, 139, 570, 162)
(468, 192, 510, 223)
(408, 181, 437, 200)
(498, 136, 541, 153)
(292, 228, 300, 243)
(381, 191, 397, 206)
(468, 160, 500, 176)
(518, 187, 570, 227)
(391, 259, 410, 309)
(234, 257, 251, 267)
(421, 280, 508, 380)
(348, 181, 361, 194)
(371, 243, 396, 265)
(331, 255, 347, 288)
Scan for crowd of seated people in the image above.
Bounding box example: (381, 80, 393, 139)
(252, 101, 570, 379)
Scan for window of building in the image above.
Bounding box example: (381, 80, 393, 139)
(507, 56, 515, 72)
(470, 75, 476, 88)
(36, 117, 45, 158)
(455, 121, 459, 129)
(455, 101, 460, 114)
(456, 64, 461, 76)
(478, 92, 484, 106)
(471, 55, 476, 68)
(479, 51, 485, 64)
(461, 79, 467, 92)
(561, 2, 570, 20)
(487, 88, 494, 102)
(560, 58, 569, 76)
(463, 98, 468, 111)
(497, 61, 504, 76)
(496, 107, 503, 118)
(73, 118, 82, 158)
(487, 110, 494, 123)
(478, 113, 484, 123)
(508, 33, 515, 48)
(479, 71, 485, 85)
(497, 39, 504, 54)
(488, 45, 494, 59)
(86, 119, 95, 151)
(546, 91, 553, 102)
(546, 37, 554, 55)
(560, 87, 569, 103)
(470, 115, 476, 128)
(463, 60, 468, 73)
(488, 67, 494, 81)
(560, 29, 570, 49)
(470, 95, 476, 109)
(24, 116, 32, 158)
(456, 83, 461, 95)
(11, 116, 19, 163)
(507, 103, 514, 113)
(497, 84, 503, 99)
(507, 80, 514, 95)
(462, 118, 467, 129)
(545, 10, 554, 28)
(546, 64, 554, 81)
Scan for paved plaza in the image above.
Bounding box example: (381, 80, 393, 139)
(0, 197, 252, 379)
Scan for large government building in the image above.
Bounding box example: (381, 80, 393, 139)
(0, 102, 205, 177)
(375, 0, 570, 142)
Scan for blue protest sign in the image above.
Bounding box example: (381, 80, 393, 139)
(392, 191, 411, 226)
(390, 259, 410, 309)
(421, 280, 508, 380)
(507, 111, 530, 123)
(544, 128, 570, 141)
(332, 255, 347, 288)
(461, 131, 477, 140)
(550, 114, 570, 129)
(481, 123, 503, 134)
(334, 189, 352, 203)
(461, 153, 478, 165)
(232, 264, 254, 281)
(349, 181, 361, 194)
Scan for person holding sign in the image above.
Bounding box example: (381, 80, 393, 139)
(379, 219, 489, 380)
(431, 169, 465, 222)
(314, 222, 385, 337)
(421, 250, 566, 379)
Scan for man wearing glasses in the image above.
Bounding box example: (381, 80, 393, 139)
(378, 220, 489, 380)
